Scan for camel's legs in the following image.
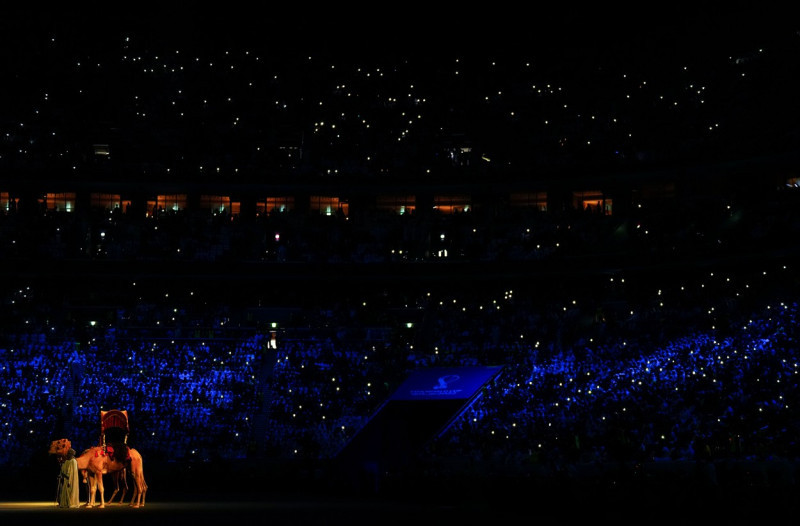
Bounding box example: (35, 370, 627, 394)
(107, 480, 118, 503)
(107, 470, 127, 504)
(97, 472, 105, 508)
(86, 474, 97, 508)
(81, 470, 89, 507)
(87, 472, 106, 508)
(108, 485, 125, 504)
(130, 472, 147, 508)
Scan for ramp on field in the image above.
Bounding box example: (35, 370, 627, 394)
(335, 366, 503, 477)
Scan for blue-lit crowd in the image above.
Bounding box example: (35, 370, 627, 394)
(2, 255, 799, 493)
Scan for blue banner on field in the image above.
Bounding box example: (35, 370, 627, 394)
(389, 366, 502, 401)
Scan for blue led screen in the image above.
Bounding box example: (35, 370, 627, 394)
(389, 366, 503, 401)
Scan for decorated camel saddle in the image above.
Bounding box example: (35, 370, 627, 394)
(100, 409, 131, 464)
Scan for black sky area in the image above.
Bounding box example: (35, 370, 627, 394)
(2, 2, 793, 62)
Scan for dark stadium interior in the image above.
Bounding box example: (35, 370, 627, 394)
(2, 5, 800, 525)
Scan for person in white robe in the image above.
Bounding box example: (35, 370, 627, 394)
(58, 448, 80, 508)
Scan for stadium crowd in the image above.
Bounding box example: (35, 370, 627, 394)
(2, 254, 799, 500)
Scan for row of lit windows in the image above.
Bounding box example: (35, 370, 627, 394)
(0, 191, 606, 216)
(5, 178, 798, 218)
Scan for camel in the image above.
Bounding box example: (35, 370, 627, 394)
(49, 438, 147, 508)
